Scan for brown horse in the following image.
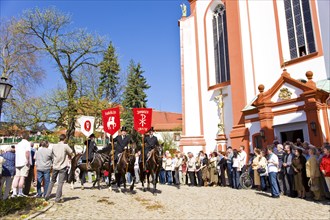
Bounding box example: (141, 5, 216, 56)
(139, 144, 163, 195)
(109, 145, 136, 192)
(68, 149, 111, 190)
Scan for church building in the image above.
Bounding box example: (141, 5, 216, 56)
(178, 0, 330, 155)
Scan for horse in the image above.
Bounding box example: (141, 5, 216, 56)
(139, 144, 163, 195)
(68, 147, 112, 190)
(109, 144, 136, 192)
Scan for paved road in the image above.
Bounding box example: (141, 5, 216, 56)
(33, 182, 330, 220)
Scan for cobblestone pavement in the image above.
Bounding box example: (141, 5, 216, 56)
(33, 182, 330, 220)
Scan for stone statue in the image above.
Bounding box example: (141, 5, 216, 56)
(215, 89, 227, 135)
(180, 3, 187, 17)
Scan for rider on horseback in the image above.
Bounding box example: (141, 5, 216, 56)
(113, 127, 132, 173)
(81, 134, 98, 169)
(143, 127, 159, 171)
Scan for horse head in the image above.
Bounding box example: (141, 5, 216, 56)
(68, 153, 82, 183)
(154, 143, 163, 158)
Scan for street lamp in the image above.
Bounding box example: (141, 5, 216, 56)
(0, 76, 13, 122)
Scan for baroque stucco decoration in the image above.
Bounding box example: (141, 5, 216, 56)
(278, 87, 292, 100)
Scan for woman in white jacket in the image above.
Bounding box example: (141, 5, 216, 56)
(258, 150, 268, 192)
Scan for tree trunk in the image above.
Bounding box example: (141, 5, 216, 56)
(65, 78, 78, 151)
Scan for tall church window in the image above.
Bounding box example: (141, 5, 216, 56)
(213, 4, 230, 84)
(284, 0, 316, 59)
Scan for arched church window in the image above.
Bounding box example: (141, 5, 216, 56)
(213, 4, 230, 84)
(284, 0, 316, 59)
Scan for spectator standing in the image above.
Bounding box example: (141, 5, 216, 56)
(172, 153, 178, 184)
(252, 148, 261, 190)
(306, 147, 321, 201)
(181, 155, 188, 185)
(0, 156, 5, 186)
(174, 152, 183, 185)
(217, 151, 227, 187)
(276, 144, 285, 194)
(225, 147, 233, 187)
(12, 132, 31, 197)
(267, 146, 280, 198)
(187, 152, 196, 186)
(200, 152, 209, 186)
(292, 148, 307, 199)
(134, 151, 140, 183)
(44, 134, 74, 203)
(159, 154, 166, 184)
(0, 146, 15, 200)
(209, 152, 218, 186)
(34, 141, 52, 197)
(165, 154, 173, 185)
(23, 142, 36, 195)
(232, 149, 241, 189)
(239, 146, 247, 173)
(320, 145, 330, 193)
(259, 150, 268, 192)
(195, 152, 203, 186)
(283, 143, 295, 197)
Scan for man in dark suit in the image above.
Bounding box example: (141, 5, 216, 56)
(81, 134, 98, 163)
(113, 127, 132, 165)
(144, 127, 159, 169)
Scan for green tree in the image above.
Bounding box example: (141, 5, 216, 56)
(99, 42, 120, 103)
(122, 60, 150, 145)
(16, 7, 105, 146)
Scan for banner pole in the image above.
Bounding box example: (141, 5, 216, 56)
(111, 135, 115, 171)
(142, 134, 145, 170)
(86, 136, 89, 170)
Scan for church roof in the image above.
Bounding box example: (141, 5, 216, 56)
(152, 110, 182, 131)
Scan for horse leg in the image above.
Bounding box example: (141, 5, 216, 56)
(123, 173, 127, 190)
(141, 172, 146, 192)
(147, 173, 150, 190)
(152, 172, 157, 195)
(130, 174, 135, 191)
(80, 170, 85, 190)
(97, 170, 101, 190)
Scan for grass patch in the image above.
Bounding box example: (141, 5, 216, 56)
(97, 197, 114, 205)
(146, 202, 164, 210)
(0, 197, 47, 218)
(134, 196, 164, 210)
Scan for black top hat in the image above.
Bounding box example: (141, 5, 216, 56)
(89, 133, 95, 138)
(121, 126, 127, 131)
(149, 127, 155, 132)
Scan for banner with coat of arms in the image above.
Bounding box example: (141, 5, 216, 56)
(77, 116, 95, 137)
(133, 108, 152, 134)
(102, 107, 120, 136)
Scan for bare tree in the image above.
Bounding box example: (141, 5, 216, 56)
(16, 7, 105, 145)
(0, 18, 44, 122)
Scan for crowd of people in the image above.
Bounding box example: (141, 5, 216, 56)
(144, 139, 329, 201)
(0, 132, 73, 203)
(1, 131, 329, 203)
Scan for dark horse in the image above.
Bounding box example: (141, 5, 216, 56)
(68, 148, 111, 190)
(109, 145, 136, 192)
(139, 144, 163, 195)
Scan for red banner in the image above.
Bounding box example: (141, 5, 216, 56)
(102, 107, 120, 135)
(133, 108, 152, 134)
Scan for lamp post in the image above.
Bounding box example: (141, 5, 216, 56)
(0, 76, 13, 122)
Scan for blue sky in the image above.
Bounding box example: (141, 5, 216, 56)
(1, 0, 189, 113)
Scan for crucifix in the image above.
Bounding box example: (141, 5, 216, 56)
(214, 89, 228, 135)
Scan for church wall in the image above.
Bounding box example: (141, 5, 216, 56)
(246, 0, 282, 99)
(180, 16, 202, 137)
(317, 0, 330, 78)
